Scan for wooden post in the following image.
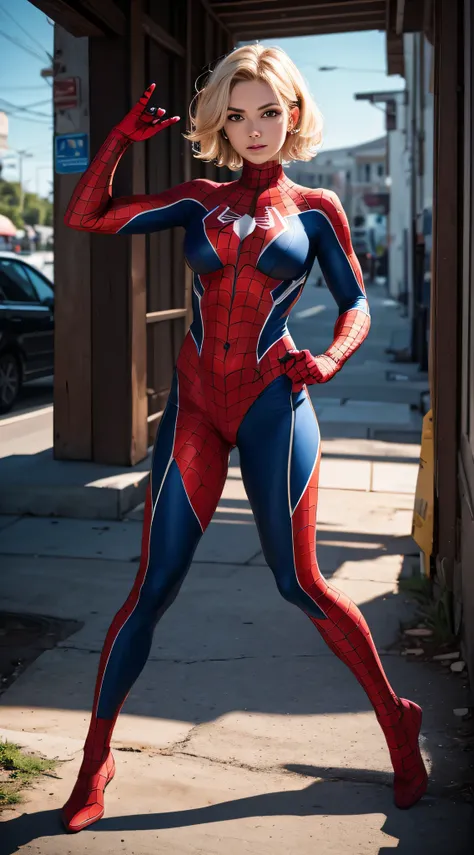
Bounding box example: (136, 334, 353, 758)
(53, 27, 92, 461)
(432, 0, 461, 585)
(88, 0, 147, 466)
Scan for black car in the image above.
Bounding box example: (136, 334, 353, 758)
(0, 254, 54, 414)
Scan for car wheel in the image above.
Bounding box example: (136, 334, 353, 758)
(0, 352, 21, 414)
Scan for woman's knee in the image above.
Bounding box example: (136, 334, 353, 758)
(275, 570, 305, 607)
(138, 564, 185, 616)
(274, 567, 327, 620)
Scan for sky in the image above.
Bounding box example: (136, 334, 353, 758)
(0, 1, 405, 200)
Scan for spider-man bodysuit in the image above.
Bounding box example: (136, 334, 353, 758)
(62, 99, 427, 832)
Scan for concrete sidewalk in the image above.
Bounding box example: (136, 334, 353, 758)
(1, 287, 473, 854)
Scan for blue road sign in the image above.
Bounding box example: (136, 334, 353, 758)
(55, 133, 89, 174)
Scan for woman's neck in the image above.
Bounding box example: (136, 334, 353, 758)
(239, 158, 284, 190)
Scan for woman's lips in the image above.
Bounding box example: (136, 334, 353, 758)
(247, 144, 267, 150)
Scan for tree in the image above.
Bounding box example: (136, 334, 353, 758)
(0, 202, 22, 228)
(23, 206, 41, 226)
(0, 179, 53, 228)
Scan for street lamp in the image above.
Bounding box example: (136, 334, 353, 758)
(318, 65, 387, 73)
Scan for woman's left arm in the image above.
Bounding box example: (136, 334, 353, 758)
(280, 189, 371, 387)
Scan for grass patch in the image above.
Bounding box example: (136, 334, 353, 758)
(399, 575, 432, 601)
(400, 576, 456, 646)
(0, 740, 56, 809)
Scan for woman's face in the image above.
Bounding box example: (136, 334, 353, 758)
(223, 79, 299, 165)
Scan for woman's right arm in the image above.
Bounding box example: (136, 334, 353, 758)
(64, 84, 215, 235)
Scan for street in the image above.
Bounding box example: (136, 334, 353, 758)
(0, 282, 472, 854)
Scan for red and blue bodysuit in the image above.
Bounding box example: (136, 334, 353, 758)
(62, 90, 427, 832)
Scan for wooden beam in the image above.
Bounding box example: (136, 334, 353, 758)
(221, 6, 387, 28)
(147, 409, 164, 424)
(219, 0, 384, 23)
(386, 31, 405, 76)
(146, 308, 187, 324)
(234, 19, 386, 39)
(29, 0, 125, 36)
(199, 0, 233, 35)
(29, 0, 103, 36)
(76, 0, 125, 35)
(129, 0, 148, 464)
(424, 0, 434, 44)
(142, 13, 186, 57)
(404, 0, 427, 30)
(431, 0, 461, 583)
(211, 0, 383, 10)
(395, 0, 406, 34)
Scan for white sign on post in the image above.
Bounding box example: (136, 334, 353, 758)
(0, 112, 8, 150)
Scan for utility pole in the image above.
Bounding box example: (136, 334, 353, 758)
(17, 149, 33, 212)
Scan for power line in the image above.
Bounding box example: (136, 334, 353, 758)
(0, 98, 51, 118)
(0, 3, 51, 60)
(0, 85, 51, 91)
(0, 30, 47, 63)
(0, 108, 51, 126)
(15, 99, 52, 110)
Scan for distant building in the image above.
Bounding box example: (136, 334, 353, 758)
(288, 136, 388, 223)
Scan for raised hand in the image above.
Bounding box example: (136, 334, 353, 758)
(114, 83, 180, 142)
(279, 349, 339, 390)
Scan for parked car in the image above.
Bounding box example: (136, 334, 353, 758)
(0, 252, 54, 414)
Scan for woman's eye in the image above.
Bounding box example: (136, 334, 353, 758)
(263, 110, 280, 118)
(227, 114, 243, 122)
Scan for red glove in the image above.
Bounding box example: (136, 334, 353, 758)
(280, 308, 371, 391)
(279, 349, 338, 391)
(115, 82, 180, 142)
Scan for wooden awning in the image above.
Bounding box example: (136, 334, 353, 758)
(207, 0, 387, 40)
(31, 0, 431, 59)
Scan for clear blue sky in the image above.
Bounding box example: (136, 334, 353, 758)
(0, 1, 404, 199)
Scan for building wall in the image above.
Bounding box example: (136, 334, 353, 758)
(458, 0, 474, 696)
(292, 138, 387, 224)
(387, 92, 410, 302)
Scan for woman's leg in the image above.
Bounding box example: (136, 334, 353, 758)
(237, 375, 427, 809)
(63, 373, 231, 832)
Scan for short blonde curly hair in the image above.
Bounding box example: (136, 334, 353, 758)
(185, 44, 323, 170)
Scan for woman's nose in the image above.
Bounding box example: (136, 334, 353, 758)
(249, 127, 261, 138)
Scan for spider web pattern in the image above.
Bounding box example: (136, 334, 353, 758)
(327, 308, 371, 365)
(177, 168, 316, 444)
(173, 406, 231, 530)
(290, 431, 427, 802)
(64, 128, 219, 233)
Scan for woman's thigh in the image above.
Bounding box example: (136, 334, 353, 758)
(236, 375, 326, 619)
(142, 370, 232, 599)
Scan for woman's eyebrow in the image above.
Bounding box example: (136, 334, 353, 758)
(226, 102, 280, 112)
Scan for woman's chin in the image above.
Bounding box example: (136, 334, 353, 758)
(243, 148, 278, 163)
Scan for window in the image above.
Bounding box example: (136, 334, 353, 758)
(0, 260, 38, 303)
(377, 163, 385, 177)
(24, 265, 54, 304)
(365, 163, 371, 182)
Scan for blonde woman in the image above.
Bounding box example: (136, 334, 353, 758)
(62, 44, 427, 832)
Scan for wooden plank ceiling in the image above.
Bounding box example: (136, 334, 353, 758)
(207, 0, 388, 40)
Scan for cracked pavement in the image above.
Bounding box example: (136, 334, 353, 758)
(1, 288, 473, 853)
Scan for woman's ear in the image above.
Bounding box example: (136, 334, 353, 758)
(288, 104, 300, 132)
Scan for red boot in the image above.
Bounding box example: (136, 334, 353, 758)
(62, 719, 116, 833)
(380, 698, 428, 809)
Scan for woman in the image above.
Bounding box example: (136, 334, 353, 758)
(62, 44, 427, 832)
